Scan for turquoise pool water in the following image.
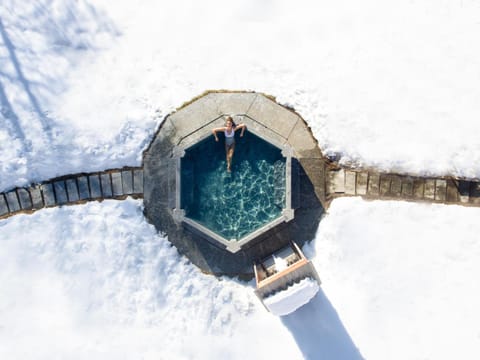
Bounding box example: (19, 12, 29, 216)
(181, 132, 286, 240)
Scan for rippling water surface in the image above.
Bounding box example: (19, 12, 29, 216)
(181, 132, 286, 240)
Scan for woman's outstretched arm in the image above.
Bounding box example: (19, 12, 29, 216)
(235, 123, 247, 137)
(212, 127, 226, 141)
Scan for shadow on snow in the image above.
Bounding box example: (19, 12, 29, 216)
(0, 0, 119, 190)
(281, 288, 364, 360)
(0, 0, 119, 135)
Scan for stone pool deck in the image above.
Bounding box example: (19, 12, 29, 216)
(143, 91, 326, 276)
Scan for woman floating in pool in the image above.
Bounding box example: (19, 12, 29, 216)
(212, 116, 246, 172)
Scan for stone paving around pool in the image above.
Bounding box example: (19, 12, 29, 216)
(142, 91, 326, 275)
(1, 90, 480, 277)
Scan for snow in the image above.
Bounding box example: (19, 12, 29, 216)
(0, 200, 300, 359)
(273, 255, 288, 272)
(263, 277, 320, 317)
(2, 0, 480, 358)
(308, 198, 480, 359)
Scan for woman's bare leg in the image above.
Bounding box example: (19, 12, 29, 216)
(225, 145, 230, 171)
(226, 143, 235, 171)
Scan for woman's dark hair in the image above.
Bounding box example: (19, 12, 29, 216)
(225, 115, 236, 127)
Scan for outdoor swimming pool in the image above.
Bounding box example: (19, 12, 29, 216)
(181, 131, 286, 240)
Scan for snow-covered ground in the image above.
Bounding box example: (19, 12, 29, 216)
(2, 0, 480, 359)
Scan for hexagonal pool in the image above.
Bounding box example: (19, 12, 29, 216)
(180, 131, 288, 242)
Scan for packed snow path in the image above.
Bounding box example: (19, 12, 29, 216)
(1, 164, 480, 220)
(0, 167, 143, 219)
